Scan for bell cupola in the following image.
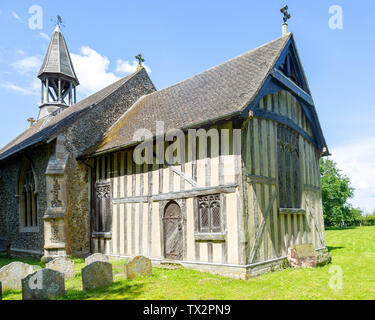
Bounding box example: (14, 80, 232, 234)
(37, 24, 79, 120)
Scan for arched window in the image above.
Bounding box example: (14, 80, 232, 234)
(18, 159, 38, 230)
(277, 124, 301, 209)
(197, 194, 222, 233)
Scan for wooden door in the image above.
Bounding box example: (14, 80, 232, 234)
(163, 202, 183, 260)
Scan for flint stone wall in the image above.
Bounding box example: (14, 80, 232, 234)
(0, 144, 51, 256)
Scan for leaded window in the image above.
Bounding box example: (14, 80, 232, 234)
(197, 194, 222, 233)
(19, 161, 38, 228)
(277, 124, 301, 208)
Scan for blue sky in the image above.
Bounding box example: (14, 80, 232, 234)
(0, 1, 374, 212)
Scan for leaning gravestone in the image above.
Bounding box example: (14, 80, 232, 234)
(46, 257, 75, 280)
(84, 253, 109, 266)
(22, 269, 65, 300)
(0, 262, 34, 290)
(82, 261, 113, 291)
(124, 256, 152, 280)
(287, 243, 317, 268)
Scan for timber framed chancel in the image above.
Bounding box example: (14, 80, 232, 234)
(81, 33, 330, 278)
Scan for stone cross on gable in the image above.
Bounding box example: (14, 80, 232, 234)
(135, 54, 145, 70)
(280, 5, 291, 24)
(27, 117, 35, 127)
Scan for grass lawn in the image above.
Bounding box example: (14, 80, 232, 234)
(1, 226, 375, 300)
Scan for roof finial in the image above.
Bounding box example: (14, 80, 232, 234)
(50, 15, 65, 31)
(280, 5, 291, 36)
(27, 117, 36, 127)
(135, 54, 145, 71)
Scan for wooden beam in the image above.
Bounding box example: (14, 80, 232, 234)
(245, 173, 276, 185)
(248, 191, 277, 263)
(113, 183, 238, 204)
(169, 164, 199, 187)
(278, 208, 306, 215)
(270, 68, 314, 106)
(253, 108, 316, 147)
(194, 232, 226, 242)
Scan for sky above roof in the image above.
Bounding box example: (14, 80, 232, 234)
(0, 0, 374, 213)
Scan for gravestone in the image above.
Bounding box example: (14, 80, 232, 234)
(33, 265, 42, 271)
(82, 261, 113, 291)
(84, 253, 109, 265)
(0, 262, 34, 290)
(124, 256, 152, 280)
(287, 244, 317, 268)
(0, 281, 2, 300)
(22, 269, 65, 300)
(46, 257, 75, 280)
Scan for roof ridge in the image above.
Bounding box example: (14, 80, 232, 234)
(137, 34, 290, 102)
(83, 34, 292, 157)
(0, 69, 143, 159)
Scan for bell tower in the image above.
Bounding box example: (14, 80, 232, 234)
(37, 24, 79, 120)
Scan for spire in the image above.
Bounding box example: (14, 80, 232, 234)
(37, 21, 79, 120)
(37, 25, 79, 84)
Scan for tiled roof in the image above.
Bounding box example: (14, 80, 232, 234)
(0, 71, 142, 161)
(89, 34, 291, 155)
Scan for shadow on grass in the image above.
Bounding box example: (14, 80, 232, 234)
(327, 246, 344, 252)
(0, 253, 45, 269)
(325, 226, 358, 231)
(62, 280, 146, 300)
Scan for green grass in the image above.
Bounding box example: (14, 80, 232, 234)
(1, 226, 375, 300)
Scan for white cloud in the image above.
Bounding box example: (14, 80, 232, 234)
(331, 137, 375, 214)
(39, 32, 50, 41)
(11, 11, 23, 23)
(71, 46, 120, 96)
(0, 81, 38, 96)
(16, 49, 25, 55)
(12, 56, 42, 74)
(116, 59, 151, 74)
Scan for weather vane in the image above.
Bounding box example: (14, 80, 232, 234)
(135, 54, 145, 70)
(50, 15, 65, 28)
(280, 5, 291, 24)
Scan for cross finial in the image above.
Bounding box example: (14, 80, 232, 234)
(280, 5, 291, 35)
(135, 54, 145, 70)
(27, 117, 36, 127)
(280, 5, 291, 24)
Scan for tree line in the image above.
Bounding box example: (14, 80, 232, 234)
(320, 158, 374, 227)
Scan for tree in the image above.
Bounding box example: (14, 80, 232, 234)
(320, 158, 359, 226)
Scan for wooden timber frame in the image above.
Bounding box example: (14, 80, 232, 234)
(86, 35, 328, 278)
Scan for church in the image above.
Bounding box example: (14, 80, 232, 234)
(0, 11, 330, 278)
